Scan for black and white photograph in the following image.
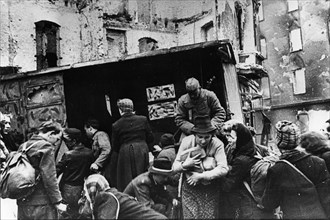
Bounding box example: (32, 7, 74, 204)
(1, 0, 330, 219)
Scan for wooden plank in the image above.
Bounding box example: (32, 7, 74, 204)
(222, 63, 244, 122)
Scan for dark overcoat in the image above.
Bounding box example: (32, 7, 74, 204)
(112, 113, 154, 191)
(220, 123, 262, 219)
(56, 143, 94, 187)
(92, 188, 167, 219)
(262, 150, 330, 219)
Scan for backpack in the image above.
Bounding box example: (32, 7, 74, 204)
(0, 141, 42, 199)
(245, 152, 279, 204)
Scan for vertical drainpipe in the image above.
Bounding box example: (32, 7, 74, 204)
(214, 0, 219, 40)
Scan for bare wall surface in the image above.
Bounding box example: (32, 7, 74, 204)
(1, 0, 254, 73)
(260, 0, 330, 105)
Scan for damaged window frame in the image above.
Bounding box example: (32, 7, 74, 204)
(201, 21, 215, 42)
(35, 20, 61, 71)
(288, 0, 299, 12)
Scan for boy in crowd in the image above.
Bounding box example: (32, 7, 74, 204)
(57, 128, 94, 219)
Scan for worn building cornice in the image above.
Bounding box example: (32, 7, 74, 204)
(0, 40, 234, 81)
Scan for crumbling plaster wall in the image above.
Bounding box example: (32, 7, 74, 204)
(0, 0, 81, 72)
(1, 0, 257, 73)
(241, 0, 256, 52)
(299, 0, 330, 98)
(177, 13, 215, 45)
(177, 0, 256, 60)
(126, 30, 177, 54)
(260, 0, 330, 106)
(0, 0, 10, 67)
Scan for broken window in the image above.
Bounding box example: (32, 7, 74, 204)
(35, 21, 60, 70)
(293, 68, 306, 94)
(290, 28, 303, 52)
(201, 21, 215, 42)
(138, 37, 158, 53)
(260, 38, 267, 58)
(106, 29, 127, 58)
(235, 2, 244, 50)
(288, 0, 299, 12)
(258, 0, 264, 21)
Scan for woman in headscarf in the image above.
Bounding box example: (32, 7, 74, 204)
(262, 120, 330, 219)
(78, 174, 166, 219)
(220, 120, 261, 219)
(112, 98, 154, 191)
(172, 115, 228, 219)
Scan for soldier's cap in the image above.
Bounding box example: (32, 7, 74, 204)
(185, 77, 200, 92)
(64, 128, 82, 140)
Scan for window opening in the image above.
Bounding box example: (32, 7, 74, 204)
(35, 21, 60, 70)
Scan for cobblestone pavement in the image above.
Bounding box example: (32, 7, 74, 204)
(0, 198, 17, 220)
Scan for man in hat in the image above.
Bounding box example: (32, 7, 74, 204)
(56, 128, 94, 219)
(112, 98, 154, 191)
(123, 158, 178, 217)
(175, 77, 226, 141)
(262, 120, 330, 219)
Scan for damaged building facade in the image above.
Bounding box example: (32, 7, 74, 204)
(254, 0, 330, 143)
(1, 0, 269, 144)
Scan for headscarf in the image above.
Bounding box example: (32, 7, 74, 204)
(275, 120, 300, 150)
(231, 122, 255, 157)
(232, 122, 253, 148)
(81, 174, 119, 219)
(84, 174, 110, 206)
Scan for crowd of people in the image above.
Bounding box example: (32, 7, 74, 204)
(1, 77, 330, 219)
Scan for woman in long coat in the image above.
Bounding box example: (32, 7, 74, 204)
(220, 121, 261, 219)
(112, 98, 154, 192)
(172, 115, 228, 219)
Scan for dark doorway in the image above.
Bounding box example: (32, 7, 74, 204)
(63, 42, 228, 144)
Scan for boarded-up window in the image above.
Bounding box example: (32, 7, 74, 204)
(106, 29, 127, 58)
(139, 37, 158, 53)
(35, 21, 60, 70)
(258, 0, 264, 21)
(288, 0, 299, 12)
(260, 38, 267, 58)
(290, 28, 303, 52)
(293, 68, 306, 94)
(201, 21, 215, 42)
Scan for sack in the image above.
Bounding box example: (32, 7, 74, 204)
(0, 141, 41, 199)
(250, 153, 279, 203)
(180, 146, 206, 162)
(201, 156, 216, 171)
